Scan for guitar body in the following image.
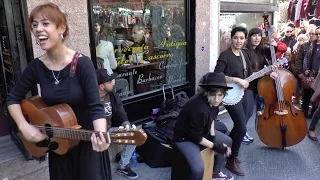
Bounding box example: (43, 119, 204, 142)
(20, 96, 80, 157)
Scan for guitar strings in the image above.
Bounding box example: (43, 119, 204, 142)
(32, 125, 137, 138)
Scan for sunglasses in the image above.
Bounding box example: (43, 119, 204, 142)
(286, 31, 293, 33)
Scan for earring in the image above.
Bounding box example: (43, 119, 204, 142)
(60, 34, 64, 41)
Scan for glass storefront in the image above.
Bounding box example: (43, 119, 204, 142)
(90, 0, 188, 99)
(219, 12, 273, 53)
(221, 0, 271, 3)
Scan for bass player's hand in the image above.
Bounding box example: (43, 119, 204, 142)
(19, 123, 46, 143)
(91, 132, 110, 152)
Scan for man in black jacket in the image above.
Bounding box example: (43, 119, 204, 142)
(96, 69, 138, 180)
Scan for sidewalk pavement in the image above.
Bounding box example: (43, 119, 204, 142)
(1, 111, 320, 180)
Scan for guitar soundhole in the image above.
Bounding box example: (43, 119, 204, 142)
(44, 124, 54, 138)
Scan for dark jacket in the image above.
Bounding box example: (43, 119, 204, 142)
(281, 36, 297, 51)
(174, 94, 217, 144)
(303, 44, 320, 73)
(214, 47, 252, 79)
(243, 46, 270, 95)
(295, 41, 312, 75)
(101, 91, 129, 129)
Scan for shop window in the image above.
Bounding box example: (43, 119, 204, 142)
(219, 12, 273, 53)
(90, 0, 188, 99)
(221, 0, 271, 3)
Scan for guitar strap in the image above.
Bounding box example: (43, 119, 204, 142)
(240, 50, 248, 78)
(69, 51, 80, 77)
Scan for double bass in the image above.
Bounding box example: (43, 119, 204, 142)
(255, 13, 307, 149)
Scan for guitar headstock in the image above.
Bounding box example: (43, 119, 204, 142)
(110, 129, 148, 146)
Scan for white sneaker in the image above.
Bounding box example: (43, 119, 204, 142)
(245, 132, 254, 142)
(212, 172, 234, 180)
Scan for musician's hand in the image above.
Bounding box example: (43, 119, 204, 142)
(270, 39, 277, 47)
(225, 146, 231, 157)
(212, 143, 231, 157)
(298, 73, 304, 79)
(270, 72, 278, 79)
(121, 121, 131, 128)
(19, 123, 46, 143)
(235, 78, 249, 88)
(285, 47, 291, 55)
(305, 70, 310, 76)
(91, 132, 110, 152)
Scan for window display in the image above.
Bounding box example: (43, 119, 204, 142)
(221, 0, 271, 3)
(91, 0, 187, 99)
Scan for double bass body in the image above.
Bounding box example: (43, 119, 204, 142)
(256, 68, 307, 148)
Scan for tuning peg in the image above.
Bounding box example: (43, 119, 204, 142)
(118, 126, 124, 130)
(132, 124, 137, 130)
(125, 124, 130, 130)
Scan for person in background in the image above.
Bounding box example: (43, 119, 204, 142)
(290, 33, 308, 106)
(270, 25, 289, 61)
(96, 68, 138, 179)
(6, 3, 111, 180)
(281, 23, 297, 52)
(307, 69, 320, 141)
(297, 25, 318, 117)
(174, 72, 234, 180)
(302, 27, 320, 120)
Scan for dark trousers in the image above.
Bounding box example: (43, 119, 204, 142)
(225, 90, 252, 157)
(309, 105, 320, 131)
(302, 88, 313, 115)
(174, 130, 232, 180)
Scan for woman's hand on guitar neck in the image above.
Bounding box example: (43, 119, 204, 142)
(91, 132, 110, 152)
(19, 123, 46, 143)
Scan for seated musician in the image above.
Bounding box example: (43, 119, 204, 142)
(174, 72, 234, 180)
(96, 69, 138, 180)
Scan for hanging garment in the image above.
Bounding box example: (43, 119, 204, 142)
(300, 0, 310, 19)
(295, 0, 303, 21)
(288, 0, 294, 20)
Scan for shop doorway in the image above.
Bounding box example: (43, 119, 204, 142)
(0, 0, 13, 137)
(0, 0, 33, 162)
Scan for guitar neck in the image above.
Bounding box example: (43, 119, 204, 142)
(245, 66, 273, 83)
(36, 125, 112, 143)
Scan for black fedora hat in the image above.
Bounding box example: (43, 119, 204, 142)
(199, 72, 233, 89)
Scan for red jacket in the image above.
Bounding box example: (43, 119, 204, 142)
(275, 38, 287, 59)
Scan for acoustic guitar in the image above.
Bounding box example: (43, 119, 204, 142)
(19, 96, 147, 157)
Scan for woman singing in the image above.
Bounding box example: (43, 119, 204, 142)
(6, 3, 111, 180)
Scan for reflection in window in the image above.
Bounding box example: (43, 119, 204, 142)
(221, 0, 271, 3)
(92, 0, 187, 99)
(219, 12, 273, 53)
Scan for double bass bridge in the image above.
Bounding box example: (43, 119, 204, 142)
(274, 110, 288, 115)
